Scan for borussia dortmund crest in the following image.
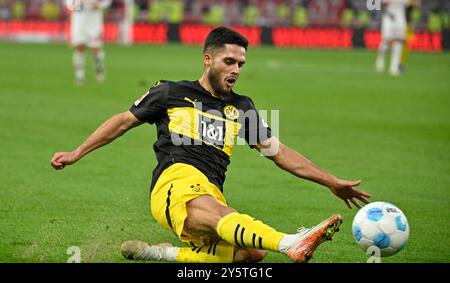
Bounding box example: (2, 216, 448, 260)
(223, 105, 239, 120)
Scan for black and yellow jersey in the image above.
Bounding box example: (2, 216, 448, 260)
(129, 80, 271, 192)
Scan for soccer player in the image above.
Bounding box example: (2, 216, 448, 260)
(66, 0, 111, 85)
(399, 0, 421, 73)
(51, 27, 371, 263)
(375, 0, 409, 76)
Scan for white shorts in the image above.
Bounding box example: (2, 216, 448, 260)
(381, 10, 406, 41)
(70, 11, 104, 48)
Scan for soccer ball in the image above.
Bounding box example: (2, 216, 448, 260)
(352, 202, 409, 257)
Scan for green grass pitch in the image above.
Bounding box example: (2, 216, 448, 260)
(0, 41, 449, 263)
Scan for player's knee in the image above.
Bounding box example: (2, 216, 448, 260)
(185, 205, 236, 233)
(186, 196, 236, 231)
(218, 206, 236, 218)
(208, 206, 236, 230)
(233, 248, 267, 263)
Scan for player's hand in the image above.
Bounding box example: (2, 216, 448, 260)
(51, 151, 80, 170)
(328, 179, 371, 209)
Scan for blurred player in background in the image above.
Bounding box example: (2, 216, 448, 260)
(375, 0, 409, 76)
(119, 0, 133, 45)
(66, 0, 112, 85)
(399, 0, 421, 73)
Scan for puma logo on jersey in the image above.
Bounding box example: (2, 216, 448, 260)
(184, 97, 198, 108)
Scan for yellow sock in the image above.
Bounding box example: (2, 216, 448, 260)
(176, 241, 235, 263)
(402, 24, 414, 65)
(216, 212, 285, 252)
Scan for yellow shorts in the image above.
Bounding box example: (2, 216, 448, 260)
(150, 163, 228, 244)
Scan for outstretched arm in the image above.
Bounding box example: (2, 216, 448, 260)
(51, 110, 142, 170)
(256, 137, 371, 209)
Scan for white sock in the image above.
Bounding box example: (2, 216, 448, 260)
(163, 247, 179, 261)
(376, 41, 388, 71)
(72, 50, 85, 81)
(379, 41, 387, 56)
(390, 41, 403, 75)
(277, 234, 299, 253)
(94, 49, 105, 74)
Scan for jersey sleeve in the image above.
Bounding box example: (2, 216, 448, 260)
(239, 97, 272, 148)
(129, 81, 169, 124)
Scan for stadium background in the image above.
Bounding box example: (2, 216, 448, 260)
(0, 0, 449, 50)
(0, 0, 449, 263)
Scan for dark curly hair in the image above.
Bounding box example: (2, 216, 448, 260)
(203, 26, 249, 54)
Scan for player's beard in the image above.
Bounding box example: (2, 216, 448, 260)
(208, 67, 230, 98)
